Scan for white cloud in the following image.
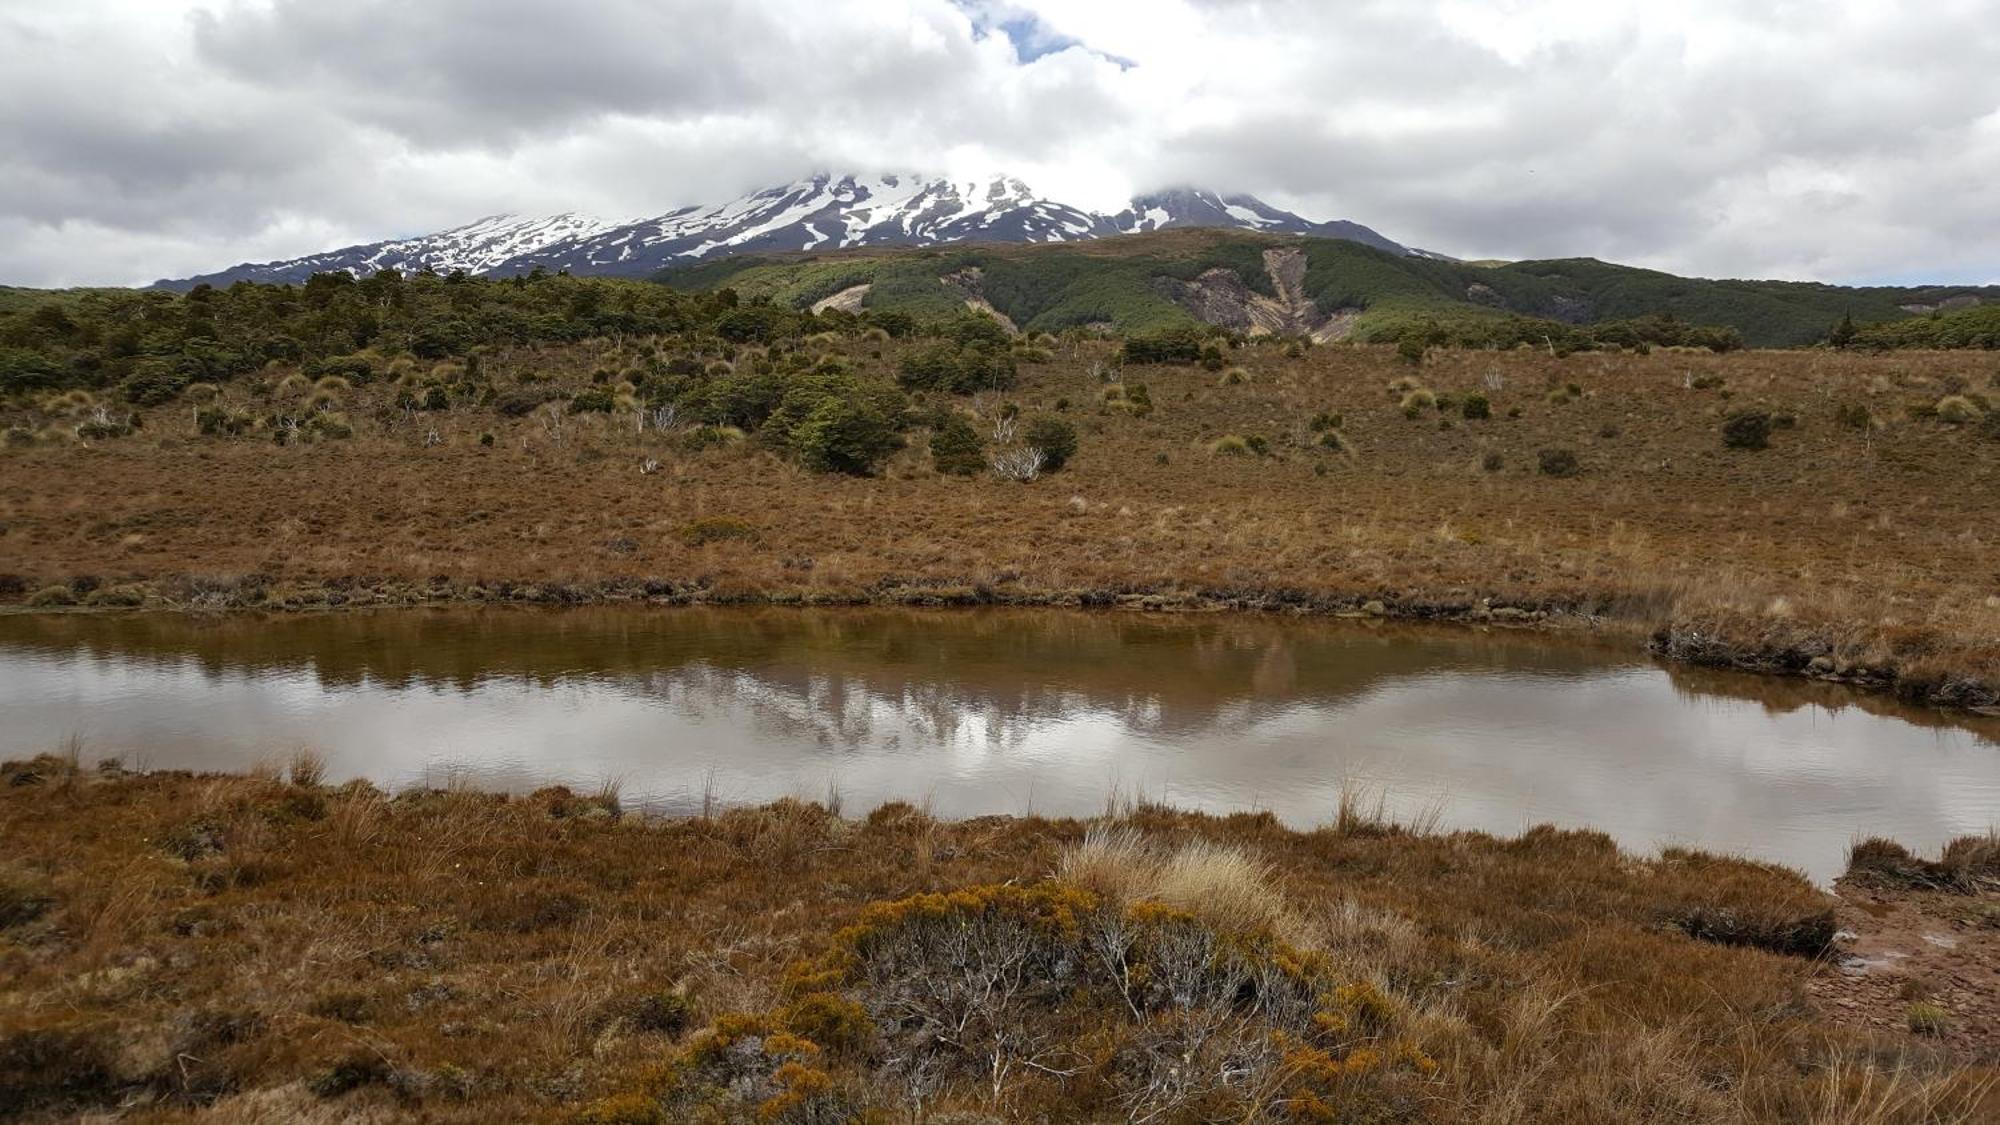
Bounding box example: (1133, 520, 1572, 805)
(0, 0, 1994, 286)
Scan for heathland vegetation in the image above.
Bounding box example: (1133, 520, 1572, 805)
(2, 258, 1998, 708)
(1, 754, 1994, 1122)
(3, 241, 2000, 1121)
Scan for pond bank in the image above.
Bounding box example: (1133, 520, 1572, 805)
(1, 759, 1994, 1122)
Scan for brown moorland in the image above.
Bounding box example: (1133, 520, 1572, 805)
(2, 340, 1998, 708)
(1, 756, 1995, 1122)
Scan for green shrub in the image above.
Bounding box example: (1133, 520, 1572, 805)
(196, 406, 254, 436)
(1021, 417, 1078, 471)
(791, 396, 901, 475)
(1199, 343, 1225, 371)
(897, 342, 1015, 394)
(1462, 393, 1491, 420)
(1834, 402, 1872, 430)
(927, 415, 986, 476)
(1308, 411, 1343, 432)
(1537, 448, 1581, 477)
(120, 360, 191, 406)
(568, 387, 616, 414)
(1722, 411, 1772, 450)
(1121, 325, 1205, 365)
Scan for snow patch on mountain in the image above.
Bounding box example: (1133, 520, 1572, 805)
(157, 175, 1424, 289)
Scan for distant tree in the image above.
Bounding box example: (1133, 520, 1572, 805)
(1829, 312, 1857, 349)
(1021, 416, 1078, 471)
(928, 414, 986, 476)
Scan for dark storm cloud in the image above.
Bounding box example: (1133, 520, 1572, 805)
(0, 0, 1994, 287)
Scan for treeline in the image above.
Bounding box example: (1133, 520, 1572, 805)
(0, 268, 935, 401)
(1842, 304, 2000, 351)
(1117, 310, 1745, 368)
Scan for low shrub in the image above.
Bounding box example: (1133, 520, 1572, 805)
(1461, 393, 1491, 420)
(1722, 411, 1773, 450)
(927, 414, 986, 476)
(1537, 448, 1581, 477)
(1211, 434, 1251, 456)
(568, 387, 617, 414)
(1020, 416, 1077, 471)
(1121, 325, 1206, 365)
(791, 396, 902, 476)
(679, 424, 745, 452)
(1399, 389, 1436, 419)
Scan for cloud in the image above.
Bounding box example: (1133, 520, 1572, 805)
(0, 0, 1994, 287)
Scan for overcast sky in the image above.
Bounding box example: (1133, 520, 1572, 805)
(3, 0, 1996, 288)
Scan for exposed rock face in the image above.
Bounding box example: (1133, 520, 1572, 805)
(938, 268, 1018, 335)
(1157, 246, 1356, 341)
(809, 284, 871, 315)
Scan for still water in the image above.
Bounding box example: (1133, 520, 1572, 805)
(2, 607, 1994, 881)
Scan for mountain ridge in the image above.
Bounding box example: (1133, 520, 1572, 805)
(154, 174, 1417, 290)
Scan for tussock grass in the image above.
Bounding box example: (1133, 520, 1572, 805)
(6, 340, 2000, 707)
(0, 764, 1990, 1122)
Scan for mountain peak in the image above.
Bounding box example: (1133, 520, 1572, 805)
(155, 175, 1415, 289)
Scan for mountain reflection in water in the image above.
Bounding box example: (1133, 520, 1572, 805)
(1, 607, 1993, 882)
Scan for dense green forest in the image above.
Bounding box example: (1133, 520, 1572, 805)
(661, 230, 2000, 349)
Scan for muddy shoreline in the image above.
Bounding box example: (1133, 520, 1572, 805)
(6, 571, 1996, 715)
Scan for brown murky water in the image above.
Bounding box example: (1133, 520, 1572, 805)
(2, 607, 1994, 881)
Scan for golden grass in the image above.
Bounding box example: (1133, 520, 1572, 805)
(0, 757, 1992, 1121)
(4, 341, 1996, 704)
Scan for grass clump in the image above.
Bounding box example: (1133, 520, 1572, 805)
(25, 585, 76, 608)
(1399, 388, 1436, 419)
(1847, 833, 2000, 893)
(679, 517, 757, 547)
(1906, 1001, 1950, 1036)
(1935, 394, 1985, 424)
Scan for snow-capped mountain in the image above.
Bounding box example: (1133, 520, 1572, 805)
(157, 175, 1421, 289)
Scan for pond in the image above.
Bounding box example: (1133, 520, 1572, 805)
(2, 607, 1994, 881)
